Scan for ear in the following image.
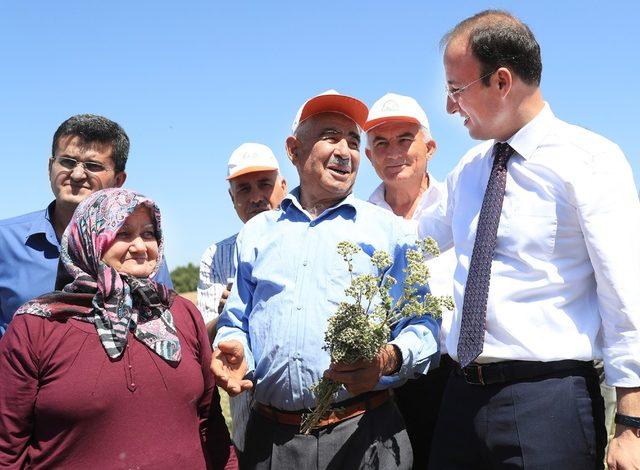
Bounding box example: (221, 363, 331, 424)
(114, 171, 127, 187)
(496, 67, 513, 97)
(285, 136, 300, 165)
(365, 148, 373, 162)
(425, 139, 437, 161)
(228, 186, 235, 204)
(48, 157, 54, 176)
(280, 177, 288, 193)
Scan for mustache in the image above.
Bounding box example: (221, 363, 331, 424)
(247, 201, 270, 212)
(327, 155, 352, 171)
(387, 159, 409, 166)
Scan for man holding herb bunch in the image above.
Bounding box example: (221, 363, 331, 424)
(211, 90, 440, 469)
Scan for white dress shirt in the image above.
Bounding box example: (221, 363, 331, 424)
(369, 174, 457, 353)
(418, 104, 640, 387)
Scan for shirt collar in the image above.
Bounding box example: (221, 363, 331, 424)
(368, 172, 443, 221)
(282, 186, 358, 220)
(504, 102, 556, 161)
(25, 201, 59, 248)
(368, 182, 387, 207)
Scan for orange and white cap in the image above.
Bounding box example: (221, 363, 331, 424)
(226, 143, 280, 180)
(364, 93, 430, 134)
(291, 89, 369, 133)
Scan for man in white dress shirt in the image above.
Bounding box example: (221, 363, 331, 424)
(421, 10, 640, 469)
(197, 142, 287, 455)
(363, 93, 456, 469)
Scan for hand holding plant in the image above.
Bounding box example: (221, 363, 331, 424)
(300, 238, 453, 434)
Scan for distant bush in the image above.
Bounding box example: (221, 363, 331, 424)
(171, 263, 199, 293)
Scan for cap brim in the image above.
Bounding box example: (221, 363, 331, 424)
(299, 94, 369, 128)
(363, 115, 422, 132)
(227, 166, 279, 180)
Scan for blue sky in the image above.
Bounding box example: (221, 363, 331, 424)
(1, 1, 638, 268)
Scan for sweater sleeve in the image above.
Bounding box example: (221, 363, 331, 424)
(0, 315, 41, 468)
(178, 297, 237, 470)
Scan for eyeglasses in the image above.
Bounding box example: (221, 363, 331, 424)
(446, 69, 497, 103)
(51, 156, 113, 173)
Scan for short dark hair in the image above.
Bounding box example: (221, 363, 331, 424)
(52, 114, 130, 172)
(442, 10, 542, 86)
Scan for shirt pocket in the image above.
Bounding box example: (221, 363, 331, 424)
(500, 198, 558, 261)
(326, 248, 378, 306)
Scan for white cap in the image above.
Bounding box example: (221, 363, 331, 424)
(364, 93, 430, 134)
(226, 143, 280, 180)
(291, 89, 369, 133)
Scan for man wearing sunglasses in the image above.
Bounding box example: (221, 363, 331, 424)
(420, 10, 640, 469)
(0, 114, 173, 336)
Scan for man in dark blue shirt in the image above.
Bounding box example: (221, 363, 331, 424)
(0, 114, 172, 336)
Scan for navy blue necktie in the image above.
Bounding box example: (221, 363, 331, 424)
(457, 142, 515, 368)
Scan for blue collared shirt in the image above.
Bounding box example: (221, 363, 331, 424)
(0, 202, 174, 336)
(214, 188, 439, 410)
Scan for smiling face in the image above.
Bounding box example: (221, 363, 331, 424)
(101, 205, 159, 278)
(286, 112, 361, 204)
(49, 135, 126, 211)
(444, 36, 503, 141)
(365, 121, 435, 186)
(229, 170, 287, 223)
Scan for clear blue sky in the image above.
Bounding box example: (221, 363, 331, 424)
(1, 1, 638, 268)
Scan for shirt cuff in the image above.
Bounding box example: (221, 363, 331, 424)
(603, 347, 640, 387)
(380, 327, 438, 387)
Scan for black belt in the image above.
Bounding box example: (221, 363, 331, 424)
(454, 359, 593, 386)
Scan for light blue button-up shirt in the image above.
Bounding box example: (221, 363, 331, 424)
(215, 188, 439, 410)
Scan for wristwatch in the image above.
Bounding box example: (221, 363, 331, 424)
(615, 413, 640, 437)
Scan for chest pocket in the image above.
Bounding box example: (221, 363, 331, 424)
(326, 247, 378, 306)
(499, 197, 558, 261)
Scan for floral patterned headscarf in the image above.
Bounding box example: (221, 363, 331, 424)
(15, 188, 181, 363)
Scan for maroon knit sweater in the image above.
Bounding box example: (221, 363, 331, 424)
(0, 295, 237, 470)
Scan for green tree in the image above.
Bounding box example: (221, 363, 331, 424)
(170, 263, 199, 293)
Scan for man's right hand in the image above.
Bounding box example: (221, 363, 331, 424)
(217, 281, 233, 314)
(211, 340, 253, 396)
(217, 288, 231, 314)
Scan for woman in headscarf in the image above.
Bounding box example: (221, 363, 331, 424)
(0, 188, 237, 470)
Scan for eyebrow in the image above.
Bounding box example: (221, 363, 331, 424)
(319, 127, 361, 144)
(398, 132, 415, 139)
(320, 127, 340, 136)
(372, 131, 414, 142)
(57, 154, 105, 163)
(119, 222, 155, 230)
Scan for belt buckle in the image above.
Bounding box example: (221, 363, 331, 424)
(463, 364, 485, 385)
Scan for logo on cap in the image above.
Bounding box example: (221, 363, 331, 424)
(381, 99, 399, 112)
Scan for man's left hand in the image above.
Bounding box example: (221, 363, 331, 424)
(324, 344, 401, 396)
(607, 426, 640, 469)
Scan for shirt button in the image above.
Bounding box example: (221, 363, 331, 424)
(303, 261, 308, 266)
(296, 306, 302, 310)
